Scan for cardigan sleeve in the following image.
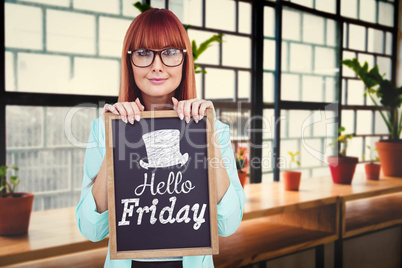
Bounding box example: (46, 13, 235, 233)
(215, 120, 247, 237)
(75, 118, 109, 242)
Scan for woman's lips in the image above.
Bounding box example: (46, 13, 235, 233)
(148, 78, 167, 85)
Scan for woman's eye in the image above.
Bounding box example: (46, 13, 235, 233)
(136, 50, 152, 56)
(163, 49, 177, 56)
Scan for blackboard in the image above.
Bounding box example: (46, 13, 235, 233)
(105, 109, 218, 259)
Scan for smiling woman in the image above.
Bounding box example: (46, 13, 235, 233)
(75, 8, 246, 268)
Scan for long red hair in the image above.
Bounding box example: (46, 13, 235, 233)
(118, 8, 196, 103)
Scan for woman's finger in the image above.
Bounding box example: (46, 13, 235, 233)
(103, 103, 119, 115)
(121, 102, 135, 124)
(191, 100, 204, 123)
(113, 103, 129, 123)
(198, 100, 214, 120)
(183, 99, 197, 123)
(130, 101, 141, 122)
(176, 99, 185, 121)
(135, 98, 145, 112)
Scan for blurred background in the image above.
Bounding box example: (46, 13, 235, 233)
(2, 0, 397, 211)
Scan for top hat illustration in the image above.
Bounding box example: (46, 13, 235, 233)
(139, 129, 189, 170)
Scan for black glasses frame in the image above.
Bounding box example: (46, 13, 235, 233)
(127, 48, 187, 68)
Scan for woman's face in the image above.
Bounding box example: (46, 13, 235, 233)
(132, 48, 183, 99)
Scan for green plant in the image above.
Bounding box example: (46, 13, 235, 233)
(192, 34, 223, 74)
(287, 151, 300, 171)
(133, 1, 152, 13)
(363, 145, 380, 164)
(342, 58, 402, 141)
(133, 1, 224, 74)
(234, 146, 248, 173)
(0, 165, 20, 197)
(329, 127, 354, 157)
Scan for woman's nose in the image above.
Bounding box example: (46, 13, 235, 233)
(152, 53, 163, 71)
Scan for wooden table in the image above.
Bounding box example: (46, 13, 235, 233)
(0, 208, 107, 266)
(214, 174, 402, 267)
(1, 174, 401, 267)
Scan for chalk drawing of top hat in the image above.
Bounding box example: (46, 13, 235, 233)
(139, 129, 189, 170)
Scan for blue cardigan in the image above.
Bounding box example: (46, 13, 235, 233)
(75, 118, 246, 267)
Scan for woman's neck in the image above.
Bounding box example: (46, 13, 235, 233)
(141, 91, 175, 111)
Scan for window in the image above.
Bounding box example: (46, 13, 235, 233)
(1, 0, 398, 210)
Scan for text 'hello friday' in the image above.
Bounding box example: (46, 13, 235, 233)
(118, 171, 207, 231)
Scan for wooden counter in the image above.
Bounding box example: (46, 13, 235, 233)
(0, 208, 107, 266)
(1, 174, 401, 267)
(214, 174, 402, 267)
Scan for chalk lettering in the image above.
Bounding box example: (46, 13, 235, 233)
(118, 198, 139, 226)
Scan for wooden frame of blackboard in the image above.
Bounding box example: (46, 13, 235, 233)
(105, 109, 219, 259)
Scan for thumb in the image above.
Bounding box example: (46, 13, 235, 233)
(135, 98, 145, 111)
(171, 97, 179, 110)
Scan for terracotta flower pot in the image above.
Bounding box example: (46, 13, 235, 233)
(327, 156, 358, 184)
(238, 172, 247, 188)
(0, 192, 34, 236)
(283, 171, 301, 191)
(375, 141, 402, 177)
(364, 163, 381, 180)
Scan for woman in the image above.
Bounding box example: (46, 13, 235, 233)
(75, 8, 246, 268)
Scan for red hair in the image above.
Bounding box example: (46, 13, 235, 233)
(118, 9, 196, 103)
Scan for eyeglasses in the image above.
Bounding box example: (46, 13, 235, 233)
(128, 48, 186, 68)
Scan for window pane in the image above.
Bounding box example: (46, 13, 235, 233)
(315, 0, 336, 14)
(99, 17, 132, 57)
(188, 29, 220, 65)
(239, 2, 251, 34)
(47, 10, 96, 54)
(341, 110, 354, 136)
(377, 56, 392, 80)
(359, 0, 376, 23)
(5, 51, 15, 91)
(346, 79, 365, 105)
(181, 0, 203, 27)
(378, 2, 394, 27)
(341, 0, 358, 19)
(343, 51, 357, 77)
(222, 35, 251, 68)
(206, 0, 235, 31)
(303, 14, 324, 45)
(282, 9, 301, 41)
(263, 72, 274, 103)
(385, 32, 393, 55)
(263, 39, 276, 71)
(283, 8, 338, 102)
(357, 54, 374, 69)
(348, 24, 366, 51)
(356, 111, 372, 135)
(302, 75, 323, 102)
(150, 0, 165, 9)
(205, 68, 235, 99)
(6, 105, 98, 211)
(290, 0, 313, 8)
(368, 29, 384, 54)
(264, 7, 275, 38)
(5, 3, 43, 50)
(289, 43, 312, 73)
(73, 0, 119, 14)
(238, 71, 251, 100)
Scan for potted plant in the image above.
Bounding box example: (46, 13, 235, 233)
(0, 165, 34, 236)
(283, 151, 301, 191)
(328, 127, 358, 184)
(234, 146, 248, 188)
(363, 145, 381, 180)
(342, 58, 402, 177)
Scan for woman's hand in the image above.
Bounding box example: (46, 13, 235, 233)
(103, 98, 145, 124)
(171, 97, 214, 123)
